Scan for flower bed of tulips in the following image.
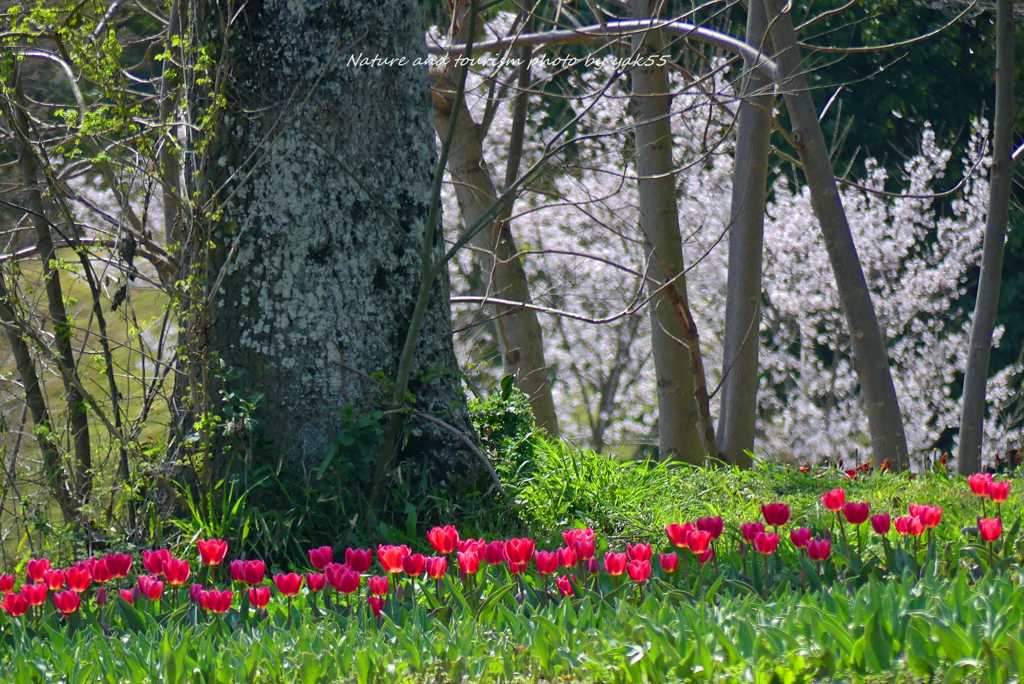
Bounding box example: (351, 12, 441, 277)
(0, 474, 1020, 683)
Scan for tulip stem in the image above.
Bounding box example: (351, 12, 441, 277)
(695, 562, 704, 599)
(762, 553, 770, 598)
(989, 541, 995, 570)
(711, 542, 719, 579)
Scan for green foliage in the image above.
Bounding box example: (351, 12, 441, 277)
(468, 377, 536, 481)
(0, 569, 1022, 682)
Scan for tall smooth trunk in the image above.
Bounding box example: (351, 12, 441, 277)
(958, 0, 1016, 475)
(7, 67, 93, 501)
(629, 0, 704, 464)
(763, 0, 909, 469)
(430, 67, 560, 435)
(717, 0, 774, 469)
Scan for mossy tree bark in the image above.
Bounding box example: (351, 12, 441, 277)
(178, 0, 482, 513)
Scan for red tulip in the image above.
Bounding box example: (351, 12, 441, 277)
(870, 514, 891, 535)
(138, 575, 164, 601)
(740, 522, 765, 543)
(558, 546, 578, 568)
(918, 506, 943, 528)
(696, 517, 724, 540)
(458, 539, 485, 556)
(789, 527, 811, 549)
(908, 504, 926, 518)
(96, 587, 109, 606)
(482, 541, 505, 565)
(843, 502, 870, 525)
(402, 554, 427, 577)
(249, 586, 271, 608)
(43, 569, 65, 591)
(687, 530, 712, 555)
(989, 481, 1011, 503)
(626, 560, 652, 583)
(65, 566, 92, 593)
(189, 584, 205, 604)
(368, 596, 385, 618)
(332, 568, 361, 594)
(53, 590, 81, 616)
(761, 503, 791, 527)
(968, 473, 993, 497)
(696, 549, 714, 564)
(26, 559, 50, 583)
(20, 583, 47, 606)
(106, 553, 132, 579)
(665, 523, 694, 548)
(658, 553, 678, 573)
(753, 532, 779, 555)
(119, 588, 139, 605)
(626, 543, 652, 563)
(573, 535, 596, 561)
(563, 528, 594, 553)
(587, 557, 601, 575)
(273, 573, 303, 597)
(844, 469, 858, 480)
(377, 545, 410, 574)
(603, 553, 627, 576)
(0, 593, 27, 617)
(306, 573, 327, 592)
(503, 538, 536, 568)
(895, 516, 925, 536)
(979, 518, 1002, 543)
(425, 556, 448, 579)
(821, 488, 845, 512)
(345, 548, 372, 574)
(534, 550, 559, 575)
(198, 539, 228, 566)
(200, 589, 233, 614)
(368, 575, 389, 596)
(0, 575, 11, 593)
(556, 575, 573, 597)
(308, 546, 333, 571)
(162, 558, 191, 587)
(235, 559, 265, 585)
(143, 550, 171, 576)
(91, 558, 112, 584)
(457, 551, 480, 574)
(427, 526, 460, 554)
(807, 538, 831, 561)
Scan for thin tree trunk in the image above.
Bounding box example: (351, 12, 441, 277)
(7, 66, 94, 500)
(430, 56, 560, 436)
(763, 0, 909, 470)
(629, 0, 704, 464)
(0, 276, 75, 522)
(717, 0, 774, 469)
(159, 0, 185, 275)
(958, 0, 1016, 475)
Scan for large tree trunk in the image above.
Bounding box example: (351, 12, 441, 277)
(430, 63, 560, 436)
(629, 0, 704, 464)
(180, 0, 482, 512)
(957, 0, 1016, 475)
(717, 0, 774, 469)
(763, 0, 910, 469)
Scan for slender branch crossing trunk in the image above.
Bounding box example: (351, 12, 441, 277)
(762, 0, 909, 469)
(717, 0, 774, 469)
(0, 277, 75, 522)
(957, 0, 1016, 475)
(430, 54, 560, 435)
(629, 0, 704, 464)
(7, 67, 94, 501)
